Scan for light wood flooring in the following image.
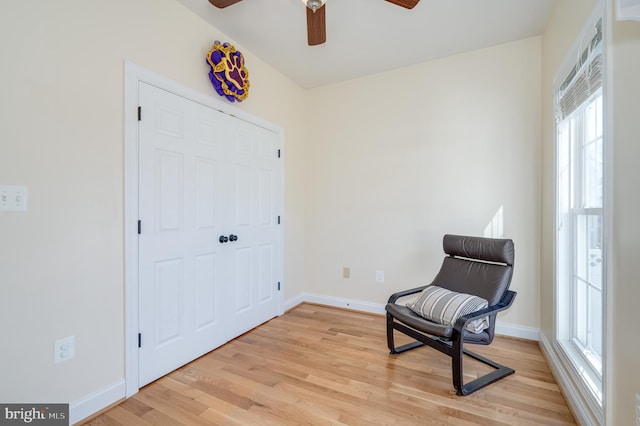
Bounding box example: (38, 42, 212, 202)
(84, 303, 575, 425)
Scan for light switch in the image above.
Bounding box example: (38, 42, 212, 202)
(0, 185, 28, 212)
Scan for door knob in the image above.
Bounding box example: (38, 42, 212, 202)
(219, 235, 229, 243)
(229, 234, 238, 242)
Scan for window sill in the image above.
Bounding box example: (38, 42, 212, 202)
(556, 338, 603, 406)
(540, 332, 604, 425)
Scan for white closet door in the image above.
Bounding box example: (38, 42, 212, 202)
(225, 118, 280, 338)
(137, 82, 281, 387)
(137, 82, 230, 386)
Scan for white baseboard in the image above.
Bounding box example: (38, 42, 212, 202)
(538, 332, 602, 426)
(303, 293, 386, 315)
(70, 379, 125, 425)
(285, 293, 539, 340)
(495, 322, 540, 341)
(282, 293, 305, 312)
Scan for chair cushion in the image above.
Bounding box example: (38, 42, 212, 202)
(385, 303, 492, 344)
(406, 285, 489, 333)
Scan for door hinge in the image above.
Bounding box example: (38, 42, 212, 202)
(277, 149, 281, 158)
(138, 220, 141, 235)
(277, 215, 281, 225)
(138, 106, 141, 121)
(138, 333, 142, 348)
(277, 282, 281, 291)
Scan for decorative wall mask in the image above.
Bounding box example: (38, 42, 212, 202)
(206, 41, 250, 102)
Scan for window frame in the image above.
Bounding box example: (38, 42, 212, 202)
(552, 11, 606, 410)
(557, 88, 604, 378)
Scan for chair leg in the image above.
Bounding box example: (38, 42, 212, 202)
(387, 315, 426, 354)
(451, 337, 515, 396)
(452, 336, 464, 394)
(386, 314, 397, 353)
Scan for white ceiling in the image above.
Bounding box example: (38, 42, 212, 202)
(178, 0, 557, 89)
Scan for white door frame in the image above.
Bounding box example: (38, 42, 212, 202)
(124, 61, 284, 397)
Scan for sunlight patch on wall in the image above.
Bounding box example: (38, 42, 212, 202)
(484, 206, 504, 238)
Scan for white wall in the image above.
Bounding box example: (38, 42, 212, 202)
(608, 3, 640, 425)
(304, 37, 542, 329)
(0, 0, 306, 412)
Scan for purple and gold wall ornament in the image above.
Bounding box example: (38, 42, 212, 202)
(206, 41, 250, 102)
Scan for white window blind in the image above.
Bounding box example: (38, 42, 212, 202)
(556, 20, 602, 121)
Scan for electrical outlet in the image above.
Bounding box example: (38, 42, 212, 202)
(376, 270, 384, 283)
(343, 267, 350, 279)
(0, 185, 28, 212)
(54, 336, 75, 364)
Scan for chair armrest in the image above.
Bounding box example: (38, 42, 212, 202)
(453, 290, 517, 332)
(387, 285, 429, 304)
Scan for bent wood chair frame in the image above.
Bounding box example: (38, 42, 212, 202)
(387, 236, 516, 396)
(387, 287, 516, 396)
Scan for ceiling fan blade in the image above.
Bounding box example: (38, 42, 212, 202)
(385, 0, 420, 9)
(208, 0, 243, 8)
(307, 5, 326, 46)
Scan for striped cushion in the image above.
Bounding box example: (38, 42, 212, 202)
(406, 285, 490, 333)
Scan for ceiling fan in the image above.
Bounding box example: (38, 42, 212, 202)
(208, 0, 420, 46)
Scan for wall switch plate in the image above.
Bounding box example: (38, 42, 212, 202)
(343, 267, 350, 279)
(0, 185, 28, 211)
(54, 336, 75, 364)
(376, 270, 384, 283)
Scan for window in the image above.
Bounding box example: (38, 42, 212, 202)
(555, 17, 605, 404)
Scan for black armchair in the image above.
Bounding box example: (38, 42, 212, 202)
(385, 234, 517, 395)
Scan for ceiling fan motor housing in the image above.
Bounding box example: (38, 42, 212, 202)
(305, 0, 325, 12)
